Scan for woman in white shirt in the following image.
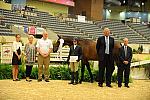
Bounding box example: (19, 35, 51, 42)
(12, 34, 22, 81)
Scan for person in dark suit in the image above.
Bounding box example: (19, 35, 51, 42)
(96, 28, 114, 87)
(118, 38, 132, 88)
(67, 37, 82, 85)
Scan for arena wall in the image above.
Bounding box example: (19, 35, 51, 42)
(26, 0, 68, 15)
(0, 1, 11, 10)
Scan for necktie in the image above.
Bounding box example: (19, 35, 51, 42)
(125, 46, 127, 57)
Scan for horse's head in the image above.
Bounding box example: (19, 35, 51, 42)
(53, 35, 74, 52)
(53, 39, 60, 53)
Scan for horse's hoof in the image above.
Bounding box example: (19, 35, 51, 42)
(79, 81, 82, 84)
(90, 80, 94, 83)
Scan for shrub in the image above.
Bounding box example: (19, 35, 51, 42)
(0, 64, 133, 82)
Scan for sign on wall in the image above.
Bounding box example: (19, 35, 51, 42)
(77, 15, 85, 22)
(1, 45, 13, 64)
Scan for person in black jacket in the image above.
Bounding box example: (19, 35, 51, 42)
(67, 37, 82, 85)
(118, 38, 132, 88)
(96, 28, 114, 87)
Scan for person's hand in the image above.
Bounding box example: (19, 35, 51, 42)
(43, 53, 49, 57)
(123, 61, 128, 65)
(18, 55, 21, 60)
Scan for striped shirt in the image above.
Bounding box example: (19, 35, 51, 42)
(25, 43, 36, 64)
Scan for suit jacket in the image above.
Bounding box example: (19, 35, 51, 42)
(96, 36, 114, 61)
(67, 45, 82, 62)
(119, 46, 132, 66)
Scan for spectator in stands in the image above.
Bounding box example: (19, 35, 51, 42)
(57, 36, 64, 60)
(24, 35, 36, 82)
(118, 38, 132, 88)
(96, 28, 115, 87)
(36, 31, 53, 82)
(12, 34, 22, 81)
(67, 37, 82, 85)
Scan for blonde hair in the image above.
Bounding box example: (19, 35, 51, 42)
(28, 35, 34, 39)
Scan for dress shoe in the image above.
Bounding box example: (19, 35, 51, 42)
(45, 79, 50, 82)
(106, 84, 112, 88)
(26, 77, 32, 82)
(37, 79, 42, 82)
(68, 82, 74, 84)
(90, 80, 94, 83)
(98, 84, 103, 87)
(79, 80, 82, 84)
(15, 78, 20, 81)
(26, 79, 32, 82)
(73, 82, 78, 85)
(125, 85, 130, 88)
(118, 84, 122, 88)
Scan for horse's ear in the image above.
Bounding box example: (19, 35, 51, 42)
(57, 34, 61, 39)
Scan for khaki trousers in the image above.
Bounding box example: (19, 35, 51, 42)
(70, 62, 79, 72)
(38, 54, 50, 80)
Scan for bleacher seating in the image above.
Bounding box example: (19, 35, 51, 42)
(0, 8, 150, 44)
(95, 20, 150, 44)
(128, 23, 150, 40)
(0, 25, 14, 36)
(0, 9, 36, 26)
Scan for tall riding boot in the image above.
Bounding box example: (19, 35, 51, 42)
(69, 72, 74, 84)
(73, 71, 78, 85)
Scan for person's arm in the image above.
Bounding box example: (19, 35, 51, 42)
(78, 46, 82, 62)
(36, 40, 44, 57)
(13, 42, 20, 58)
(24, 44, 28, 61)
(112, 38, 114, 49)
(67, 47, 71, 62)
(119, 47, 124, 62)
(20, 42, 22, 54)
(96, 37, 100, 54)
(128, 47, 133, 63)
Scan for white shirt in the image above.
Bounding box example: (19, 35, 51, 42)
(36, 37, 53, 54)
(12, 41, 22, 52)
(74, 45, 77, 49)
(124, 46, 127, 57)
(105, 36, 109, 54)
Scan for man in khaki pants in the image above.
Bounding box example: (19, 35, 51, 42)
(67, 37, 82, 85)
(36, 31, 53, 82)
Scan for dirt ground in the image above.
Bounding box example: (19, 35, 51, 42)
(0, 80, 150, 100)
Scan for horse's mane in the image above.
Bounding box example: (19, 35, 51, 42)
(62, 36, 95, 42)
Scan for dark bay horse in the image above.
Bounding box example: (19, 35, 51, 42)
(53, 36, 121, 83)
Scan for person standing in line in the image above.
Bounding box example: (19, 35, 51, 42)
(36, 31, 53, 82)
(96, 28, 114, 87)
(24, 35, 36, 82)
(12, 34, 22, 81)
(67, 37, 82, 85)
(118, 38, 132, 88)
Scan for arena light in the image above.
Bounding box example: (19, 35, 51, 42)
(123, 0, 125, 4)
(105, 0, 121, 6)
